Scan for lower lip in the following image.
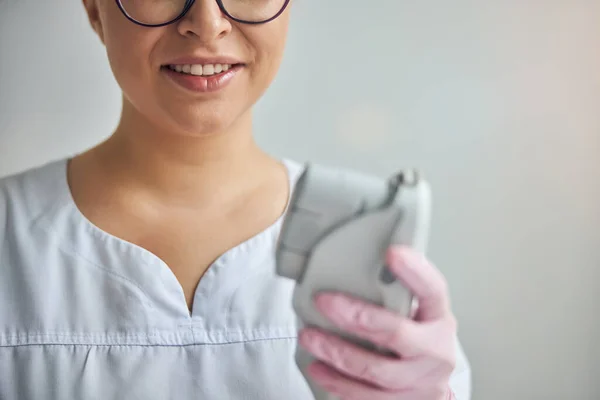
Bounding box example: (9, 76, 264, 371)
(162, 65, 243, 93)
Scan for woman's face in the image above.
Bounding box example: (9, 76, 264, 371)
(83, 0, 290, 136)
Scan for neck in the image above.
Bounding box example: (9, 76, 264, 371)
(92, 101, 275, 207)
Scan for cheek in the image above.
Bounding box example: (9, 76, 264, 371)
(248, 21, 289, 90)
(101, 13, 160, 101)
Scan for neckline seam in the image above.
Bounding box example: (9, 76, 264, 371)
(44, 156, 304, 319)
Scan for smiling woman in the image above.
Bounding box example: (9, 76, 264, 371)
(0, 0, 471, 399)
(88, 0, 291, 136)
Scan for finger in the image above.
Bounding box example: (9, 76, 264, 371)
(300, 328, 453, 391)
(308, 360, 448, 400)
(307, 361, 400, 400)
(386, 246, 451, 321)
(299, 328, 406, 390)
(314, 293, 431, 357)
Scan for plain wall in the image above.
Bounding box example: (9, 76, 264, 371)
(1, 1, 599, 399)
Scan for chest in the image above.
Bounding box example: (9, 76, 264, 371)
(137, 223, 245, 309)
(102, 205, 283, 310)
(68, 181, 290, 311)
(5, 209, 299, 330)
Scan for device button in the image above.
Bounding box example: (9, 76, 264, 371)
(379, 266, 396, 284)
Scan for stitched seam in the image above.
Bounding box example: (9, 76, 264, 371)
(0, 327, 300, 347)
(34, 215, 156, 310)
(0, 336, 298, 348)
(0, 326, 297, 337)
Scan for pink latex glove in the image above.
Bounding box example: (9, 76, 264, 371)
(298, 246, 457, 400)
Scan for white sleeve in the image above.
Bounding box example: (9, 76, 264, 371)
(449, 337, 472, 400)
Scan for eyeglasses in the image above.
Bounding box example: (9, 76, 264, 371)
(116, 0, 291, 27)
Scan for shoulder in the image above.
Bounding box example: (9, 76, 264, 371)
(281, 158, 306, 189)
(0, 158, 69, 246)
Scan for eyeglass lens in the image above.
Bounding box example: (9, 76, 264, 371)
(119, 0, 288, 26)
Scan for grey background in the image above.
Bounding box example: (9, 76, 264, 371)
(1, 1, 599, 399)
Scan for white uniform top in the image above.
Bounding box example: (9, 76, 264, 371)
(0, 159, 471, 400)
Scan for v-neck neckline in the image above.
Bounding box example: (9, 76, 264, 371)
(41, 157, 304, 321)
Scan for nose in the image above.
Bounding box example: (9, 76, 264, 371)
(176, 0, 233, 41)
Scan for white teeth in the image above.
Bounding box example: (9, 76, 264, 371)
(203, 64, 215, 75)
(168, 63, 234, 76)
(190, 64, 203, 75)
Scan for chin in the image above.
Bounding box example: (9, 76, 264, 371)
(163, 110, 240, 138)
(123, 88, 252, 138)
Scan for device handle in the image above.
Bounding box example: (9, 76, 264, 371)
(376, 174, 432, 356)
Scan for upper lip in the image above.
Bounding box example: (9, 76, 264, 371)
(164, 56, 245, 66)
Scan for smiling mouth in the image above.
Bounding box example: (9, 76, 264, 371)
(162, 63, 243, 77)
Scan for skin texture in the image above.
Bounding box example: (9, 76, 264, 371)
(78, 2, 456, 398)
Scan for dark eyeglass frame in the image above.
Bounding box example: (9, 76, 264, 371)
(115, 0, 291, 28)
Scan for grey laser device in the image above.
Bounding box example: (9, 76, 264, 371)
(275, 164, 432, 400)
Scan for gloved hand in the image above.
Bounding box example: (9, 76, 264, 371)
(298, 246, 457, 400)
